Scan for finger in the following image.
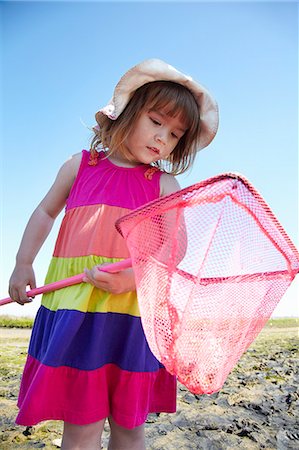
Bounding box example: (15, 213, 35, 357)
(97, 263, 121, 275)
(83, 268, 101, 285)
(20, 297, 33, 304)
(19, 291, 33, 304)
(83, 268, 109, 289)
(9, 285, 32, 305)
(16, 299, 32, 305)
(83, 268, 93, 283)
(14, 285, 32, 305)
(84, 267, 110, 282)
(8, 287, 22, 305)
(11, 293, 27, 306)
(29, 277, 36, 298)
(94, 268, 115, 281)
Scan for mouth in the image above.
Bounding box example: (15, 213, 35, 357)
(147, 146, 160, 155)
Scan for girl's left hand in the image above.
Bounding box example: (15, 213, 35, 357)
(83, 265, 136, 294)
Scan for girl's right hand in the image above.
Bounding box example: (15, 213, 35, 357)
(8, 264, 36, 305)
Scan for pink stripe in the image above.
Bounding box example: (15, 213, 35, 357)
(66, 151, 162, 210)
(17, 356, 176, 428)
(53, 204, 130, 258)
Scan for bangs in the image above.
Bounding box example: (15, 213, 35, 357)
(143, 81, 200, 130)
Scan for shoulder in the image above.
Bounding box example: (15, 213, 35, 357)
(160, 172, 181, 197)
(38, 152, 84, 217)
(58, 152, 82, 179)
(65, 151, 83, 170)
(50, 152, 83, 194)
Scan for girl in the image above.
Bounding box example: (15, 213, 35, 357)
(9, 58, 219, 450)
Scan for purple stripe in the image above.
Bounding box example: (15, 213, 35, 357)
(29, 306, 164, 372)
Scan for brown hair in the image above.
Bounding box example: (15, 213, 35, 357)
(90, 81, 201, 175)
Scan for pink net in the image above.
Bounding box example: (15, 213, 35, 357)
(116, 174, 299, 395)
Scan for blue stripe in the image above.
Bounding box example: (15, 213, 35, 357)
(29, 305, 164, 372)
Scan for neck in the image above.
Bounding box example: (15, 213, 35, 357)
(108, 151, 142, 168)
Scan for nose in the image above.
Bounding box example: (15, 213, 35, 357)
(155, 129, 167, 146)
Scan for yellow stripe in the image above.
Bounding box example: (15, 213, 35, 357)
(41, 256, 140, 317)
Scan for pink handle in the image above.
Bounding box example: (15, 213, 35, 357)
(0, 258, 132, 307)
(98, 258, 132, 273)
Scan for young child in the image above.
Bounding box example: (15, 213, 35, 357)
(9, 59, 219, 450)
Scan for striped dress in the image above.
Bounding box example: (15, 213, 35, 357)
(16, 150, 176, 429)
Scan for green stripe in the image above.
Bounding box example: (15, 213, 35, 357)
(44, 255, 122, 283)
(41, 256, 140, 316)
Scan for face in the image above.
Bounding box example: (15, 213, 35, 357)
(123, 109, 186, 165)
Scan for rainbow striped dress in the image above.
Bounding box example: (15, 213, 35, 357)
(16, 150, 176, 429)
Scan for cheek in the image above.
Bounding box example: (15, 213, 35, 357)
(126, 129, 137, 145)
(169, 141, 179, 153)
(162, 148, 175, 160)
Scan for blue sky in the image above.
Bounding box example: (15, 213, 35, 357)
(1, 1, 298, 317)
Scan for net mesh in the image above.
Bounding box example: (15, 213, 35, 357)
(116, 174, 299, 395)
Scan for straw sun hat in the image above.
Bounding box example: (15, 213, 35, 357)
(95, 58, 219, 150)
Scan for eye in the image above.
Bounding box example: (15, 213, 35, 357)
(171, 132, 179, 139)
(150, 117, 161, 126)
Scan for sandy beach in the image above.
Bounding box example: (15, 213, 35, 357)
(0, 323, 298, 449)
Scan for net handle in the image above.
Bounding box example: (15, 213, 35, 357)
(0, 258, 132, 307)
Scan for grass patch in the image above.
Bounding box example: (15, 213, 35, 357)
(0, 316, 34, 329)
(265, 317, 298, 328)
(0, 315, 297, 330)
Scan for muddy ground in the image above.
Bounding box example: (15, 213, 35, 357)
(0, 324, 298, 449)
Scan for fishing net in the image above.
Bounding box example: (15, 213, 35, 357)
(116, 173, 299, 395)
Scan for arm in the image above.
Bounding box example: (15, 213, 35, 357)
(9, 153, 81, 305)
(160, 172, 181, 197)
(159, 172, 187, 265)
